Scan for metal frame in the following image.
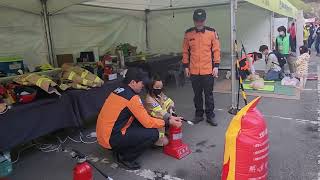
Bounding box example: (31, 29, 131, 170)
(229, 0, 238, 113)
(4, 0, 299, 111)
(151, 2, 238, 12)
(41, 0, 55, 67)
(145, 9, 150, 50)
(296, 10, 304, 56)
(77, 4, 145, 12)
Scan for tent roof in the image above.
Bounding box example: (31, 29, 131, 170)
(0, 0, 298, 17)
(0, 0, 231, 14)
(82, 0, 232, 11)
(0, 0, 90, 14)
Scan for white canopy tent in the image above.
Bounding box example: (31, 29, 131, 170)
(0, 0, 298, 111)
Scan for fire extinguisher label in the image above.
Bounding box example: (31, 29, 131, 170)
(173, 133, 182, 140)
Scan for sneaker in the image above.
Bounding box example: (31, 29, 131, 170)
(206, 114, 218, 126)
(192, 116, 204, 124)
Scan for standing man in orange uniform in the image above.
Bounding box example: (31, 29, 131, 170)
(183, 9, 221, 126)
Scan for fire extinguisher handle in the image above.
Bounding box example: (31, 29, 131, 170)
(87, 161, 113, 180)
(71, 149, 86, 159)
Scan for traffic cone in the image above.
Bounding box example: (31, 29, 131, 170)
(163, 126, 191, 159)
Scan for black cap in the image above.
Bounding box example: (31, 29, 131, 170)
(193, 9, 206, 21)
(259, 45, 269, 52)
(277, 26, 286, 32)
(123, 67, 150, 85)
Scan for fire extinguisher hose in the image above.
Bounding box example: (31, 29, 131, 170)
(71, 149, 113, 180)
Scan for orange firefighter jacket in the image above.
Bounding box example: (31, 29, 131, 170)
(182, 26, 221, 75)
(96, 86, 166, 149)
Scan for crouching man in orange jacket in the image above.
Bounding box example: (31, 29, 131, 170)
(96, 68, 182, 170)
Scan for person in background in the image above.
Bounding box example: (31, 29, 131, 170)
(308, 23, 316, 49)
(276, 26, 290, 59)
(288, 22, 296, 52)
(144, 75, 175, 147)
(182, 9, 221, 126)
(96, 68, 182, 170)
(259, 45, 282, 81)
(303, 25, 310, 47)
(237, 52, 262, 80)
(315, 25, 320, 57)
(295, 46, 311, 89)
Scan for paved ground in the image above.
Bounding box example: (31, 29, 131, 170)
(7, 54, 320, 180)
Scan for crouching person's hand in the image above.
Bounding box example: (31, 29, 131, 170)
(169, 116, 182, 128)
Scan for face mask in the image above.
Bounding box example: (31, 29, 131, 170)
(153, 89, 162, 96)
(279, 31, 285, 36)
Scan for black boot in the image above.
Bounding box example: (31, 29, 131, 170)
(206, 114, 217, 126)
(118, 158, 141, 170)
(113, 151, 141, 170)
(193, 116, 204, 124)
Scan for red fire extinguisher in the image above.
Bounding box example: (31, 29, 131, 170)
(71, 150, 113, 180)
(73, 160, 93, 180)
(101, 55, 113, 77)
(163, 113, 192, 159)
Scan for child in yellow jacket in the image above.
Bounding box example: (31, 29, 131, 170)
(144, 76, 175, 146)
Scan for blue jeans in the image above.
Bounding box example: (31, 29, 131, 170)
(315, 38, 320, 54)
(308, 37, 315, 49)
(265, 70, 280, 81)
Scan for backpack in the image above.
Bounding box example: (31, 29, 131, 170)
(268, 51, 286, 68)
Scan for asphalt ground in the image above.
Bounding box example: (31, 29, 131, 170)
(7, 54, 320, 180)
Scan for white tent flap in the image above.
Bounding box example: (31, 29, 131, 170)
(51, 5, 146, 59)
(148, 3, 271, 67)
(0, 7, 48, 69)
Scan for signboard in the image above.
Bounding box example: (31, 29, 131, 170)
(246, 0, 298, 18)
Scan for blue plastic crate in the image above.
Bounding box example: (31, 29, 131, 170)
(0, 152, 12, 177)
(0, 56, 24, 76)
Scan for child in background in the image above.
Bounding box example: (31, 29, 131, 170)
(144, 75, 175, 146)
(295, 46, 311, 89)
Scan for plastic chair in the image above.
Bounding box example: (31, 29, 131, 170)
(168, 62, 185, 87)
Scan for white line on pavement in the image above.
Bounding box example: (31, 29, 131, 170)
(303, 89, 317, 91)
(216, 108, 317, 125)
(269, 115, 293, 120)
(85, 152, 184, 180)
(127, 169, 184, 180)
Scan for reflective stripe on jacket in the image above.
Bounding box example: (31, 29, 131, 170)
(144, 93, 174, 120)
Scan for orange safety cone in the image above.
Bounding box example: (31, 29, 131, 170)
(163, 126, 191, 159)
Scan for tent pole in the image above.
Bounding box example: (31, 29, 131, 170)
(271, 12, 274, 49)
(145, 9, 150, 51)
(41, 0, 55, 67)
(229, 0, 238, 115)
(296, 10, 304, 56)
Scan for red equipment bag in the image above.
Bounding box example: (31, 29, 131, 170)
(222, 97, 269, 180)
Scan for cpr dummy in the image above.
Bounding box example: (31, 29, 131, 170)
(247, 74, 265, 90)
